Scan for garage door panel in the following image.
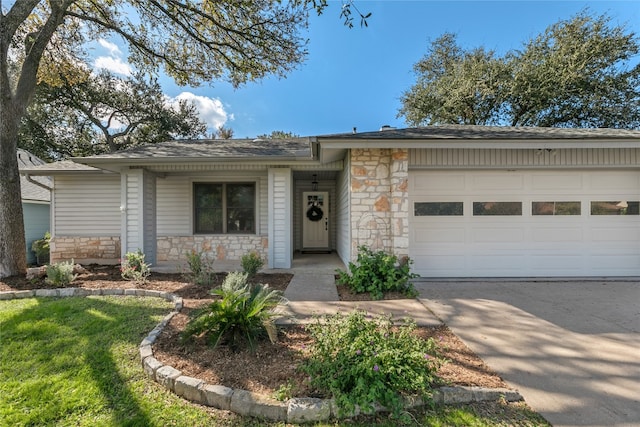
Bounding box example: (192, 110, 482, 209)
(531, 227, 583, 242)
(412, 174, 465, 192)
(409, 170, 640, 277)
(589, 254, 640, 270)
(470, 254, 527, 273)
(413, 227, 465, 243)
(472, 174, 524, 191)
(589, 173, 640, 190)
(531, 174, 584, 190)
(472, 228, 524, 243)
(591, 226, 640, 241)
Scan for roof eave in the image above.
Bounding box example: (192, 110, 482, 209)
(316, 138, 640, 149)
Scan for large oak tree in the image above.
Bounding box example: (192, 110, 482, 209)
(0, 0, 364, 278)
(399, 11, 640, 128)
(20, 70, 207, 160)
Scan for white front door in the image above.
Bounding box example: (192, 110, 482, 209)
(302, 191, 329, 249)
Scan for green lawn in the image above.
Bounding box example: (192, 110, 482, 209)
(0, 296, 549, 426)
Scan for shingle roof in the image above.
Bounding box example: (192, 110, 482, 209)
(320, 125, 640, 140)
(77, 138, 312, 162)
(17, 150, 51, 202)
(19, 159, 101, 175)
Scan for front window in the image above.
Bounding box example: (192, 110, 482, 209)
(194, 183, 255, 233)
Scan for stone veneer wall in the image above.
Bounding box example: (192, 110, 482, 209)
(51, 236, 121, 264)
(157, 236, 268, 263)
(350, 148, 409, 260)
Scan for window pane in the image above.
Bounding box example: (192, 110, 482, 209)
(473, 202, 522, 216)
(194, 183, 223, 233)
(532, 201, 581, 216)
(414, 202, 463, 216)
(227, 183, 255, 233)
(591, 201, 640, 215)
(195, 208, 223, 233)
(227, 183, 255, 208)
(194, 183, 222, 208)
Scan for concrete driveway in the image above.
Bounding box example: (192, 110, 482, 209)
(415, 279, 640, 427)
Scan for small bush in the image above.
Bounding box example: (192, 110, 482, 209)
(183, 250, 216, 285)
(120, 250, 151, 284)
(31, 231, 50, 265)
(336, 246, 418, 300)
(45, 260, 77, 287)
(301, 310, 442, 419)
(241, 251, 264, 276)
(182, 271, 285, 352)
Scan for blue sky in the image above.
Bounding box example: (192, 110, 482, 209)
(95, 1, 640, 138)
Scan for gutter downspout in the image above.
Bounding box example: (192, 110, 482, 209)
(25, 174, 53, 191)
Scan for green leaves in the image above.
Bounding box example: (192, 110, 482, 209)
(301, 310, 442, 419)
(399, 10, 640, 129)
(182, 271, 285, 353)
(337, 246, 418, 300)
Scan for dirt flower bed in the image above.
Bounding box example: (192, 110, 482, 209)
(1, 265, 507, 399)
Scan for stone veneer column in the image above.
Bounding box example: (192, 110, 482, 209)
(349, 148, 409, 261)
(390, 149, 409, 259)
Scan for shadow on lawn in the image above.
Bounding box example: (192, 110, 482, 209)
(0, 296, 171, 425)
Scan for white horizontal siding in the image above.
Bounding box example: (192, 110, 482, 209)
(53, 175, 120, 236)
(157, 173, 268, 236)
(410, 148, 640, 168)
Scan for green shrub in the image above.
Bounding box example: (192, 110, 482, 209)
(45, 260, 77, 287)
(183, 249, 216, 285)
(241, 251, 264, 276)
(336, 246, 418, 300)
(31, 231, 50, 265)
(182, 271, 285, 352)
(301, 310, 442, 419)
(120, 250, 151, 284)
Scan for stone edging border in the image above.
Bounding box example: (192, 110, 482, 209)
(0, 287, 523, 423)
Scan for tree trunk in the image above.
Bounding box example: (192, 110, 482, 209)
(0, 99, 27, 278)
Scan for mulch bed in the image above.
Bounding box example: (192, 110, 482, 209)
(1, 265, 508, 398)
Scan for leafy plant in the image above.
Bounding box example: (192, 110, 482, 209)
(273, 380, 295, 401)
(183, 249, 216, 286)
(241, 251, 264, 276)
(31, 231, 51, 265)
(120, 250, 151, 285)
(336, 246, 418, 300)
(301, 310, 443, 419)
(45, 260, 77, 287)
(182, 271, 286, 352)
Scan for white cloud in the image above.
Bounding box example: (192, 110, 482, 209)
(93, 56, 132, 76)
(97, 39, 122, 57)
(93, 38, 131, 76)
(169, 92, 230, 131)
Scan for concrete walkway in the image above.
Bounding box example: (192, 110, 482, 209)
(273, 253, 440, 326)
(414, 279, 640, 427)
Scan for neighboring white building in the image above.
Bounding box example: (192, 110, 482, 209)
(20, 125, 640, 277)
(18, 150, 51, 264)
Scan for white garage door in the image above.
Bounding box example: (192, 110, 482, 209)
(409, 170, 640, 277)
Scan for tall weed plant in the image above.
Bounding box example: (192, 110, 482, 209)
(241, 251, 264, 276)
(301, 310, 442, 419)
(182, 271, 286, 352)
(120, 250, 151, 285)
(337, 246, 418, 300)
(183, 250, 216, 285)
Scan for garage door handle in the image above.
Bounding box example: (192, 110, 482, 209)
(325, 218, 328, 231)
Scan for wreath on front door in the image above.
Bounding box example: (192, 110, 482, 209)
(306, 205, 324, 221)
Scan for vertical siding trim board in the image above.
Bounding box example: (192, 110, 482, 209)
(268, 168, 292, 268)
